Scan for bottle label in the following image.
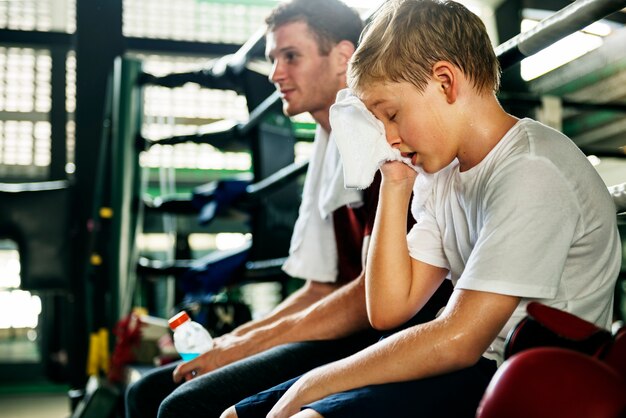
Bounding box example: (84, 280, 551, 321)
(180, 352, 199, 361)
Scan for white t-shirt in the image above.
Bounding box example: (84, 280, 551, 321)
(282, 126, 363, 283)
(407, 118, 621, 364)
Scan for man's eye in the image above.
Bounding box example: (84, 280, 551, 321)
(285, 52, 297, 61)
(388, 113, 396, 121)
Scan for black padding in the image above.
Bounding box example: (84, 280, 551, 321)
(0, 181, 72, 290)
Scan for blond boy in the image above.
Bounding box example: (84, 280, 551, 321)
(223, 1, 620, 417)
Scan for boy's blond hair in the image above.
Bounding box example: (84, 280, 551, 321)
(349, 0, 500, 94)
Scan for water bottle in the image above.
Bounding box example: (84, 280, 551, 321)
(168, 311, 213, 361)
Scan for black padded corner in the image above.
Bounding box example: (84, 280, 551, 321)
(0, 182, 72, 290)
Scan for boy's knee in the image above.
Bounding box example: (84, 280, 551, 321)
(220, 405, 238, 418)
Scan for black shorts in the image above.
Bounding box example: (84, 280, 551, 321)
(235, 356, 497, 418)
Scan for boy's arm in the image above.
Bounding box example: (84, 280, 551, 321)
(366, 162, 446, 329)
(267, 287, 520, 418)
(173, 273, 371, 382)
(266, 161, 520, 417)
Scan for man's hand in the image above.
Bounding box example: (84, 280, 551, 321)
(172, 334, 244, 382)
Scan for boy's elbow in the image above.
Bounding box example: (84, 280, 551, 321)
(366, 304, 405, 330)
(446, 344, 483, 370)
(368, 313, 392, 331)
(439, 330, 486, 370)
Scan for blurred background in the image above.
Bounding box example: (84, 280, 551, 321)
(0, 0, 625, 417)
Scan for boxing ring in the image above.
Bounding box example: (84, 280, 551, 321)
(2, 2, 626, 416)
(87, 0, 626, 329)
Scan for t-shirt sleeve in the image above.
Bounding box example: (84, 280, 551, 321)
(457, 157, 581, 298)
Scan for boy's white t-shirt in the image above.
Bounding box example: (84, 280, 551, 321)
(407, 118, 621, 364)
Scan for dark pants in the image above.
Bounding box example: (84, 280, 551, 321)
(235, 357, 498, 418)
(125, 286, 451, 418)
(125, 331, 380, 418)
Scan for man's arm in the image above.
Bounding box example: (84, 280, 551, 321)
(229, 279, 339, 337)
(266, 288, 521, 418)
(173, 273, 371, 382)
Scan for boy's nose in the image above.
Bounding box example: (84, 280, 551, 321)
(385, 124, 401, 148)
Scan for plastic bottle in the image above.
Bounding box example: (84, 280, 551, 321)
(168, 311, 213, 361)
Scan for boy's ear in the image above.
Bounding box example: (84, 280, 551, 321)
(433, 61, 457, 104)
(334, 40, 356, 74)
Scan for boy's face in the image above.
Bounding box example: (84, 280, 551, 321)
(265, 20, 345, 122)
(360, 80, 457, 174)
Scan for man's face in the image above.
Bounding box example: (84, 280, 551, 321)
(360, 80, 456, 174)
(265, 21, 345, 122)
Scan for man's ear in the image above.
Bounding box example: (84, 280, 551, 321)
(433, 61, 457, 104)
(334, 40, 356, 74)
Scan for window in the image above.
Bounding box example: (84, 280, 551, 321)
(123, 0, 275, 44)
(0, 240, 42, 363)
(0, 47, 51, 178)
(0, 0, 75, 33)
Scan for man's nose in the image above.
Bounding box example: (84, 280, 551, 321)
(269, 60, 284, 84)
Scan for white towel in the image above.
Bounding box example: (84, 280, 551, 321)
(282, 126, 363, 283)
(330, 88, 434, 220)
(330, 88, 418, 190)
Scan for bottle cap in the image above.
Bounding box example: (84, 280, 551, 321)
(168, 311, 191, 331)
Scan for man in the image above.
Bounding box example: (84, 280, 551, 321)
(125, 1, 447, 417)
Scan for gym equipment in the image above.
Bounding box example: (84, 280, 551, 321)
(496, 0, 626, 70)
(80, 0, 626, 392)
(0, 180, 72, 290)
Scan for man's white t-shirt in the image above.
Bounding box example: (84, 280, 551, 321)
(282, 126, 363, 283)
(407, 118, 621, 364)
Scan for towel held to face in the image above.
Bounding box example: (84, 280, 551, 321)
(329, 88, 434, 221)
(330, 88, 417, 190)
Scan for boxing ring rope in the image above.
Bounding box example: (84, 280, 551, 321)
(138, 26, 266, 91)
(105, 0, 626, 320)
(138, 0, 626, 151)
(497, 0, 626, 70)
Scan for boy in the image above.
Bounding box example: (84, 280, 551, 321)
(222, 1, 620, 417)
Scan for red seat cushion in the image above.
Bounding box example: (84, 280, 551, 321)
(504, 302, 613, 360)
(477, 347, 626, 418)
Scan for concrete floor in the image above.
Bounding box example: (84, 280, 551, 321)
(0, 392, 70, 418)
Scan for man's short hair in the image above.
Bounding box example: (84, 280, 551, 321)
(349, 0, 500, 94)
(265, 0, 364, 55)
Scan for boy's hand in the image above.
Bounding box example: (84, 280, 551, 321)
(380, 161, 418, 185)
(266, 371, 329, 418)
